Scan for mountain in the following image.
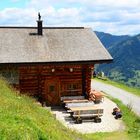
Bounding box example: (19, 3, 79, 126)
(95, 31, 130, 48)
(95, 31, 140, 89)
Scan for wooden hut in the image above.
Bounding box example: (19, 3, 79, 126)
(0, 16, 113, 106)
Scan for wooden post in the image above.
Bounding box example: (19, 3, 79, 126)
(82, 67, 86, 97)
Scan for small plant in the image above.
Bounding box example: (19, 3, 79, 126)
(126, 102, 133, 112)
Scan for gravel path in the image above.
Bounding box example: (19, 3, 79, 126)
(51, 97, 125, 133)
(91, 79, 140, 116)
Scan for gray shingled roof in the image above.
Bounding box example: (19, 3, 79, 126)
(0, 27, 112, 64)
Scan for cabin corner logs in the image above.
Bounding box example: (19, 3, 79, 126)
(0, 64, 93, 106)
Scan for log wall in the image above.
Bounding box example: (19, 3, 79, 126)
(1, 64, 94, 105)
(19, 64, 94, 95)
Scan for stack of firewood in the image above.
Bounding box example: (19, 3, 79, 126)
(89, 90, 104, 103)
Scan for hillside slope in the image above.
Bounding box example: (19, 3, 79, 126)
(1, 78, 138, 140)
(95, 31, 130, 48)
(95, 31, 140, 89)
(0, 78, 88, 140)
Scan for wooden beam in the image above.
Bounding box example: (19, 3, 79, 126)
(82, 68, 86, 97)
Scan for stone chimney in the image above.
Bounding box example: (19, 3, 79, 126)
(37, 12, 43, 35)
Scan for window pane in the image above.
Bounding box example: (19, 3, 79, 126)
(49, 85, 55, 92)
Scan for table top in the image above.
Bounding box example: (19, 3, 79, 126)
(63, 99, 89, 103)
(70, 106, 101, 111)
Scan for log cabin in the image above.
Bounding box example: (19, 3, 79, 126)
(0, 15, 113, 106)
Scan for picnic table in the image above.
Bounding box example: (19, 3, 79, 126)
(61, 96, 85, 101)
(63, 99, 89, 109)
(61, 96, 88, 108)
(65, 101, 94, 109)
(69, 106, 103, 123)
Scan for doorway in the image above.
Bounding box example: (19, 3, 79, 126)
(45, 78, 60, 106)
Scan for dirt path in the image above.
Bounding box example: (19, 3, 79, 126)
(91, 79, 140, 116)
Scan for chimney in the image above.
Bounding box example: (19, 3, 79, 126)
(37, 12, 43, 35)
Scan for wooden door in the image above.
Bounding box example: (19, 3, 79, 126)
(45, 78, 60, 106)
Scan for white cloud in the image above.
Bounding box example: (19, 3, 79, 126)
(0, 0, 140, 35)
(0, 8, 37, 25)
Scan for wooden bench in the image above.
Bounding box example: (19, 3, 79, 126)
(61, 96, 86, 107)
(65, 102, 95, 109)
(69, 106, 103, 124)
(61, 96, 85, 101)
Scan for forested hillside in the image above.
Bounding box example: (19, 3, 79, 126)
(95, 31, 140, 89)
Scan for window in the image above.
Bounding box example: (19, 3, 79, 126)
(60, 80, 82, 96)
(67, 84, 77, 90)
(49, 85, 55, 92)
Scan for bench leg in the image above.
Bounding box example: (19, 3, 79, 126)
(61, 103, 65, 108)
(94, 117, 102, 123)
(70, 112, 74, 117)
(75, 117, 83, 124)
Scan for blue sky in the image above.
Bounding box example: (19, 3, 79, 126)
(0, 0, 28, 10)
(0, 0, 140, 35)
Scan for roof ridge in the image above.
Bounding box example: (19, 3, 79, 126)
(0, 26, 84, 29)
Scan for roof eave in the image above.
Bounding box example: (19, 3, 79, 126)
(0, 59, 113, 66)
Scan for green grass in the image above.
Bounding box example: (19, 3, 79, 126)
(85, 132, 129, 140)
(85, 94, 140, 140)
(106, 96, 140, 140)
(0, 78, 139, 140)
(0, 78, 89, 140)
(94, 78, 140, 97)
